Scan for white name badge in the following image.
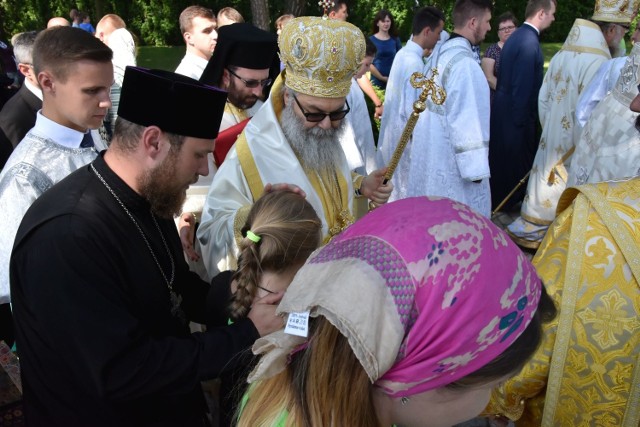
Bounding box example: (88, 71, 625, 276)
(284, 311, 310, 337)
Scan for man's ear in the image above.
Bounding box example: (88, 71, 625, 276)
(221, 68, 231, 89)
(140, 126, 165, 160)
(184, 32, 194, 46)
(38, 70, 55, 94)
(468, 16, 477, 31)
(17, 63, 31, 79)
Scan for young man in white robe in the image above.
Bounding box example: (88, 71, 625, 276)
(0, 27, 111, 321)
(174, 6, 217, 80)
(377, 6, 446, 202)
(343, 38, 379, 176)
(405, 0, 493, 216)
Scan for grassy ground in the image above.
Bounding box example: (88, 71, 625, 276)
(541, 43, 564, 69)
(137, 43, 567, 73)
(137, 46, 185, 71)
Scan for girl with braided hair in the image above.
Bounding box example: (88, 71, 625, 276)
(205, 190, 321, 427)
(238, 197, 556, 427)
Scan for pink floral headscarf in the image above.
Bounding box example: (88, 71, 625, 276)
(250, 197, 542, 397)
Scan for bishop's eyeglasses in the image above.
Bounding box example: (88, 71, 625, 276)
(292, 93, 351, 122)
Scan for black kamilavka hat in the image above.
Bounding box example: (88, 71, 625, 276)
(118, 67, 228, 139)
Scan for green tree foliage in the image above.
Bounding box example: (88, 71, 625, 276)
(487, 0, 595, 43)
(0, 0, 599, 46)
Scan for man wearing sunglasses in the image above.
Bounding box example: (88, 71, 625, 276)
(177, 23, 279, 280)
(196, 17, 393, 279)
(200, 23, 279, 133)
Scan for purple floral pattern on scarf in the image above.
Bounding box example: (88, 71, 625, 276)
(308, 197, 542, 396)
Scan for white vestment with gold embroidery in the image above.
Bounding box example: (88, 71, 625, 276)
(569, 46, 640, 187)
(197, 89, 353, 279)
(509, 19, 611, 243)
(408, 36, 491, 216)
(181, 101, 263, 280)
(488, 177, 640, 427)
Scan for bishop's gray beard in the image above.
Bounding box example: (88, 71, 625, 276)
(280, 102, 346, 175)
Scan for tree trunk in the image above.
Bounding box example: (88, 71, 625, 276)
(250, 0, 270, 31)
(284, 0, 306, 17)
(94, 0, 106, 23)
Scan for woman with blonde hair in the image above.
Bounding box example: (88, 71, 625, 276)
(205, 190, 322, 426)
(239, 196, 556, 427)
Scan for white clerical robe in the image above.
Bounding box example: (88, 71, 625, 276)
(510, 19, 610, 243)
(174, 52, 208, 80)
(569, 45, 640, 187)
(575, 56, 626, 129)
(377, 39, 426, 201)
(197, 86, 354, 278)
(343, 78, 377, 174)
(0, 115, 105, 303)
(181, 100, 263, 280)
(407, 36, 491, 216)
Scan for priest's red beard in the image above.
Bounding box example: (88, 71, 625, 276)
(138, 147, 187, 218)
(280, 101, 346, 175)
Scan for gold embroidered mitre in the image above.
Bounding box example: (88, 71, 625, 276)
(278, 16, 365, 98)
(592, 0, 640, 24)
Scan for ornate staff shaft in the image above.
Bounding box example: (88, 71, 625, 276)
(383, 70, 446, 184)
(491, 170, 530, 218)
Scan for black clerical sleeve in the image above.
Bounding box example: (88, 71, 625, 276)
(12, 227, 259, 389)
(11, 215, 259, 425)
(175, 265, 211, 324)
(9, 156, 264, 426)
(206, 270, 234, 328)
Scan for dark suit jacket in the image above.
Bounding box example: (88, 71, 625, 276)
(489, 24, 543, 209)
(0, 84, 41, 169)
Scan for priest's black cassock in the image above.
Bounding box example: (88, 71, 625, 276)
(10, 154, 258, 426)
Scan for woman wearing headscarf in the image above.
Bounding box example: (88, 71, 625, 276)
(238, 196, 556, 427)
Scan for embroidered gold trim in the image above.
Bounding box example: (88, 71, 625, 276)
(541, 193, 589, 426)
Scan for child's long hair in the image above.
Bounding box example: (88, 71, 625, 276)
(237, 317, 380, 427)
(229, 191, 321, 320)
(237, 287, 556, 426)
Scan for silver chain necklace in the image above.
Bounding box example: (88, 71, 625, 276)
(90, 163, 185, 320)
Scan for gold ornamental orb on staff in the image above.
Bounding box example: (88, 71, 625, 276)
(369, 69, 447, 212)
(383, 70, 447, 184)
